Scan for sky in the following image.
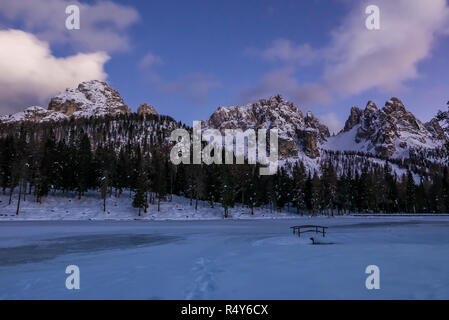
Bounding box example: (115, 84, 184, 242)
(0, 0, 448, 133)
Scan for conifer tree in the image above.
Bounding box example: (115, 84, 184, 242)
(305, 172, 313, 213)
(221, 166, 235, 218)
(192, 164, 206, 210)
(338, 168, 353, 214)
(0, 136, 14, 195)
(406, 170, 416, 213)
(115, 149, 131, 197)
(442, 167, 449, 212)
(151, 148, 167, 211)
(246, 165, 258, 215)
(278, 167, 292, 211)
(14, 131, 29, 215)
(357, 166, 372, 212)
(132, 151, 148, 216)
(173, 163, 187, 196)
(205, 164, 220, 208)
(132, 173, 147, 216)
(36, 133, 57, 202)
(321, 162, 337, 216)
(305, 171, 320, 215)
(100, 170, 110, 213)
(76, 133, 93, 199)
(292, 162, 306, 215)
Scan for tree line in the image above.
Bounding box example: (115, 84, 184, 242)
(1, 128, 448, 217)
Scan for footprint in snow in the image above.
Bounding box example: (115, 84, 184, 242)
(185, 257, 219, 299)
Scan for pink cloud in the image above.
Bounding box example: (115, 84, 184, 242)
(244, 0, 449, 107)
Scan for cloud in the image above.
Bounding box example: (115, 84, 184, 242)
(0, 29, 109, 115)
(321, 0, 449, 96)
(138, 53, 220, 105)
(246, 39, 318, 66)
(0, 0, 140, 53)
(318, 113, 344, 135)
(157, 73, 222, 104)
(139, 52, 163, 69)
(241, 67, 331, 105)
(245, 0, 449, 106)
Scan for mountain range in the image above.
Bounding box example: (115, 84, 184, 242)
(1, 80, 448, 169)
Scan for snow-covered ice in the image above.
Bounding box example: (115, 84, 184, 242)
(1, 216, 449, 299)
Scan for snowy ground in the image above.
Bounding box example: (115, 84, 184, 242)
(1, 216, 449, 299)
(0, 192, 300, 220)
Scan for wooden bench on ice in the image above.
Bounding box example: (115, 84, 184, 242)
(290, 225, 328, 237)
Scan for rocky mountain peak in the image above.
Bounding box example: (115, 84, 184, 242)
(424, 118, 447, 141)
(269, 94, 285, 105)
(304, 111, 330, 141)
(1, 80, 135, 125)
(365, 101, 378, 112)
(435, 105, 449, 135)
(324, 98, 448, 158)
(360, 101, 380, 135)
(137, 104, 158, 117)
(343, 106, 363, 132)
(305, 111, 314, 119)
(207, 95, 304, 131)
(204, 95, 329, 159)
(383, 97, 406, 113)
(48, 80, 131, 118)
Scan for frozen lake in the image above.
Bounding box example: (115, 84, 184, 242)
(1, 217, 449, 299)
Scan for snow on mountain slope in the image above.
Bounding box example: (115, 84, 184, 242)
(322, 126, 366, 153)
(0, 106, 69, 123)
(323, 98, 447, 158)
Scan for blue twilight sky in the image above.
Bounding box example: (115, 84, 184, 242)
(0, 0, 448, 133)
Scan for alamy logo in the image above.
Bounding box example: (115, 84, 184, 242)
(365, 265, 380, 290)
(170, 121, 279, 175)
(65, 5, 80, 30)
(365, 5, 380, 30)
(65, 265, 80, 290)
